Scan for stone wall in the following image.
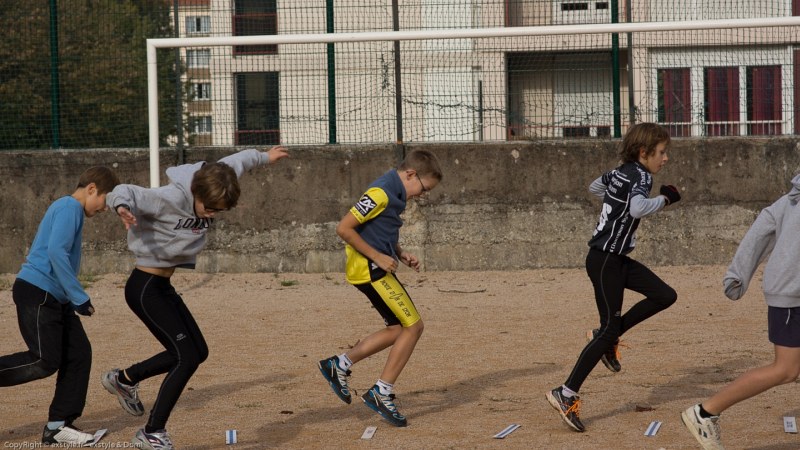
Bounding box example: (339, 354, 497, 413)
(1, 138, 798, 274)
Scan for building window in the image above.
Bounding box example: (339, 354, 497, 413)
(233, 0, 277, 55)
(186, 16, 210, 34)
(657, 68, 691, 137)
(747, 65, 782, 135)
(187, 49, 210, 68)
(794, 0, 800, 16)
(191, 83, 212, 101)
(236, 72, 280, 145)
(704, 67, 740, 136)
(191, 116, 212, 134)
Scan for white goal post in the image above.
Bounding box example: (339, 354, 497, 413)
(146, 16, 800, 187)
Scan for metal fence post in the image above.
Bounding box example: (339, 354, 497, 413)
(326, 0, 337, 144)
(48, 0, 61, 149)
(393, 0, 403, 145)
(611, 0, 622, 137)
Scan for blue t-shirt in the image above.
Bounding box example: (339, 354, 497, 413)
(17, 196, 90, 306)
(344, 170, 407, 284)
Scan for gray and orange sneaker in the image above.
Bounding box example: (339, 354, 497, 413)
(588, 329, 622, 373)
(546, 387, 585, 432)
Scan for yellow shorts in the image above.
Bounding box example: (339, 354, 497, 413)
(355, 272, 420, 328)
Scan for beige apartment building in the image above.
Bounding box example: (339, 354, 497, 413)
(172, 0, 800, 146)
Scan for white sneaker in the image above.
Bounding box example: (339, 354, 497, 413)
(681, 404, 725, 449)
(132, 428, 174, 450)
(41, 424, 95, 446)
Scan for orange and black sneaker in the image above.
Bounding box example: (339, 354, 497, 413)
(546, 387, 585, 432)
(588, 329, 623, 373)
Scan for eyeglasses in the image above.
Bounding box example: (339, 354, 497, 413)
(204, 205, 230, 213)
(415, 173, 429, 193)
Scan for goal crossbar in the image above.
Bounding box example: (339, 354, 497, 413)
(146, 16, 800, 186)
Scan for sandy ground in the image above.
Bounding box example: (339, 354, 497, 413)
(1, 266, 798, 449)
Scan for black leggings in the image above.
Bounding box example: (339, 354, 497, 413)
(123, 269, 208, 432)
(0, 279, 91, 423)
(564, 248, 677, 393)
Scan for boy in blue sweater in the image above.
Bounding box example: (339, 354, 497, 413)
(318, 150, 442, 427)
(0, 166, 120, 446)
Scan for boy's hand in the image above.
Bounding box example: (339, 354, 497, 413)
(116, 205, 137, 230)
(723, 277, 744, 301)
(74, 300, 95, 316)
(399, 251, 420, 272)
(660, 184, 681, 205)
(266, 146, 289, 164)
(374, 253, 399, 274)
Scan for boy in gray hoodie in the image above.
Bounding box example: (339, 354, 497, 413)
(100, 146, 288, 450)
(681, 174, 800, 450)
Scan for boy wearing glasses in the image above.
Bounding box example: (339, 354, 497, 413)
(100, 146, 288, 450)
(318, 149, 442, 427)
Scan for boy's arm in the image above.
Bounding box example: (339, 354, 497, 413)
(723, 204, 778, 300)
(47, 206, 91, 309)
(336, 212, 399, 273)
(588, 176, 606, 198)
(629, 195, 668, 218)
(218, 146, 289, 178)
(106, 184, 164, 220)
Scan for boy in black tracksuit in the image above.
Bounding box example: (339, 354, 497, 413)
(546, 123, 682, 432)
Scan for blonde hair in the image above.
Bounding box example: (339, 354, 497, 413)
(190, 162, 241, 209)
(77, 166, 120, 194)
(399, 150, 443, 182)
(619, 123, 671, 163)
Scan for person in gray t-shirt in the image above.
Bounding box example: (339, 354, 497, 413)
(100, 146, 288, 450)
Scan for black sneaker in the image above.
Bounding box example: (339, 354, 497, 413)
(588, 329, 622, 373)
(361, 385, 407, 427)
(546, 387, 585, 432)
(318, 356, 352, 404)
(42, 424, 95, 446)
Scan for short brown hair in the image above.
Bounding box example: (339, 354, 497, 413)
(191, 162, 241, 209)
(619, 123, 671, 163)
(399, 150, 443, 182)
(77, 166, 120, 194)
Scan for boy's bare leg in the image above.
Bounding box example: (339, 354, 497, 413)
(703, 345, 800, 415)
(378, 321, 424, 384)
(347, 325, 403, 364)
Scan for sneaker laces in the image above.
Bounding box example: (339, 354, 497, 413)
(335, 366, 351, 383)
(376, 391, 399, 413)
(608, 340, 630, 360)
(123, 380, 141, 400)
(564, 397, 582, 417)
(707, 415, 722, 437)
(151, 430, 174, 447)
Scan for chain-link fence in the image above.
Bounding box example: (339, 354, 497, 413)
(2, 0, 799, 150)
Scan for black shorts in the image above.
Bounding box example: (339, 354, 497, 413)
(355, 272, 420, 328)
(768, 306, 800, 348)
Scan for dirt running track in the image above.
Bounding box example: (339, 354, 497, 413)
(1, 266, 797, 449)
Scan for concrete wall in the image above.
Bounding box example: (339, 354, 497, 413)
(2, 138, 799, 275)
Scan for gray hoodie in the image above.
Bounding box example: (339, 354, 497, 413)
(106, 149, 269, 269)
(724, 174, 800, 307)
